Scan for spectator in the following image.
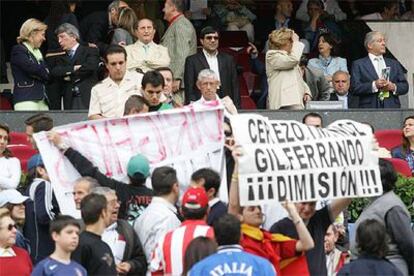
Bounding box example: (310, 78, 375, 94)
(330, 70, 359, 108)
(111, 7, 137, 46)
(402, 0, 414, 20)
(246, 43, 267, 109)
(72, 177, 99, 210)
(351, 159, 414, 276)
(184, 26, 240, 108)
(296, 0, 347, 22)
(188, 214, 276, 276)
(24, 113, 53, 149)
(340, 219, 404, 276)
(350, 31, 408, 108)
(141, 70, 173, 112)
(325, 224, 349, 275)
(23, 154, 60, 264)
(156, 67, 182, 107)
(183, 236, 217, 274)
(302, 112, 323, 127)
(47, 131, 154, 224)
(48, 23, 99, 110)
(266, 28, 311, 110)
(31, 215, 86, 276)
(161, 0, 197, 100)
(0, 189, 30, 252)
(300, 55, 332, 101)
(134, 166, 181, 261)
(0, 208, 32, 276)
(308, 33, 348, 83)
(392, 115, 414, 174)
(213, 0, 256, 42)
(92, 187, 147, 276)
(150, 186, 214, 275)
(360, 1, 400, 20)
(125, 18, 170, 73)
(10, 18, 49, 111)
(191, 168, 227, 226)
(72, 193, 117, 275)
(123, 95, 150, 116)
(0, 123, 21, 190)
(88, 45, 143, 119)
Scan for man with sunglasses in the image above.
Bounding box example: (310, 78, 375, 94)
(184, 26, 240, 108)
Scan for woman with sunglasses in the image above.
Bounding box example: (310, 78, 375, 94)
(0, 123, 21, 191)
(0, 208, 32, 275)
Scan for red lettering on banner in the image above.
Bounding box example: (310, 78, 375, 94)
(91, 124, 113, 177)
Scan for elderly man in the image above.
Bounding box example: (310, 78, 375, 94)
(330, 70, 359, 108)
(89, 45, 143, 120)
(72, 177, 99, 210)
(125, 18, 170, 73)
(351, 31, 408, 108)
(48, 23, 99, 110)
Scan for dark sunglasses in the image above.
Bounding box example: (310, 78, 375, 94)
(205, 35, 219, 41)
(1, 223, 16, 231)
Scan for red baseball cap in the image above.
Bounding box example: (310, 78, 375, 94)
(182, 186, 209, 209)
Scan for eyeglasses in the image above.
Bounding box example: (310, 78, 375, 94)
(205, 36, 219, 41)
(0, 223, 16, 231)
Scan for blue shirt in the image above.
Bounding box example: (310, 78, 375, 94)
(308, 56, 348, 77)
(32, 257, 87, 276)
(189, 245, 276, 276)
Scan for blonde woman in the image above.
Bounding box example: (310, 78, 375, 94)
(266, 28, 311, 110)
(10, 18, 49, 111)
(112, 7, 138, 46)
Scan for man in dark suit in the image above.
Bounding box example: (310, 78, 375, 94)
(48, 23, 99, 109)
(330, 70, 359, 108)
(351, 31, 408, 108)
(184, 26, 240, 107)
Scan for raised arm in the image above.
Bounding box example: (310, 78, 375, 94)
(283, 202, 314, 252)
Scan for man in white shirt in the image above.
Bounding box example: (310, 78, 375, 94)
(88, 45, 143, 120)
(125, 18, 170, 73)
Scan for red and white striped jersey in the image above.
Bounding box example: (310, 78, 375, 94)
(150, 219, 215, 275)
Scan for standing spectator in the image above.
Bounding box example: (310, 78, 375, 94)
(89, 45, 143, 119)
(24, 113, 53, 149)
(0, 123, 21, 190)
(189, 214, 276, 276)
(325, 224, 349, 275)
(111, 7, 137, 46)
(266, 28, 312, 110)
(359, 1, 400, 20)
(296, 0, 347, 22)
(150, 186, 214, 275)
(351, 31, 408, 108)
(0, 208, 32, 276)
(330, 70, 359, 108)
(125, 18, 170, 73)
(72, 177, 99, 210)
(392, 115, 414, 174)
(11, 18, 49, 111)
(351, 159, 414, 276)
(0, 190, 30, 251)
(340, 219, 403, 276)
(141, 70, 173, 112)
(300, 55, 332, 101)
(31, 215, 86, 276)
(161, 0, 197, 102)
(184, 26, 240, 107)
(183, 236, 217, 274)
(134, 166, 181, 261)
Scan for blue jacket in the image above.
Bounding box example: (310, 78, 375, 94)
(10, 44, 49, 104)
(338, 255, 403, 276)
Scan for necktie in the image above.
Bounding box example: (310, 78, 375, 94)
(68, 49, 75, 59)
(374, 57, 383, 77)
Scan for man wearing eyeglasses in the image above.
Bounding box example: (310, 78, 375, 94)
(184, 26, 240, 108)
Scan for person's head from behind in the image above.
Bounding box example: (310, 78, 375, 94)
(0, 123, 12, 158)
(156, 67, 174, 97)
(27, 154, 49, 185)
(379, 158, 397, 193)
(382, 1, 399, 20)
(108, 0, 129, 25)
(268, 27, 294, 53)
(196, 69, 220, 101)
(275, 0, 293, 18)
(91, 187, 120, 225)
(181, 186, 209, 221)
(151, 166, 179, 201)
(104, 45, 127, 83)
(73, 177, 99, 210)
(183, 237, 217, 274)
(307, 0, 324, 18)
(214, 214, 241, 246)
(117, 7, 137, 37)
(141, 70, 165, 107)
(17, 18, 47, 49)
(364, 31, 386, 56)
(318, 33, 339, 58)
(295, 201, 317, 220)
(136, 18, 155, 44)
(324, 224, 339, 254)
(123, 95, 150, 116)
(127, 153, 150, 186)
(200, 26, 220, 54)
(80, 193, 110, 226)
(56, 23, 79, 51)
(356, 219, 388, 258)
(302, 112, 323, 128)
(0, 208, 17, 248)
(401, 115, 414, 151)
(191, 168, 221, 201)
(0, 189, 28, 226)
(50, 215, 81, 253)
(241, 205, 264, 227)
(25, 113, 53, 149)
(332, 71, 350, 95)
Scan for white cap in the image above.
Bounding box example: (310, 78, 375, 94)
(0, 189, 29, 207)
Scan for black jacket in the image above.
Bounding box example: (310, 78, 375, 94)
(80, 11, 111, 56)
(329, 92, 359, 108)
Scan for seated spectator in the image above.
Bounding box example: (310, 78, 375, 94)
(10, 18, 49, 111)
(123, 95, 150, 116)
(303, 112, 323, 127)
(266, 28, 311, 110)
(156, 67, 182, 108)
(351, 159, 414, 276)
(0, 189, 30, 251)
(213, 0, 256, 42)
(325, 224, 349, 275)
(141, 70, 173, 112)
(402, 0, 414, 20)
(330, 70, 359, 108)
(188, 214, 276, 276)
(111, 7, 137, 46)
(296, 0, 347, 22)
(308, 33, 348, 83)
(392, 115, 414, 174)
(359, 1, 400, 20)
(300, 55, 332, 101)
(340, 219, 404, 276)
(183, 236, 217, 274)
(0, 208, 32, 276)
(0, 123, 21, 190)
(32, 215, 86, 276)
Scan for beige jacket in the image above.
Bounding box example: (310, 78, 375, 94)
(125, 41, 170, 73)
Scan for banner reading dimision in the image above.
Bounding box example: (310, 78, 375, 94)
(231, 114, 382, 206)
(34, 105, 226, 216)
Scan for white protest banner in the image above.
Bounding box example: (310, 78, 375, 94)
(231, 114, 382, 206)
(34, 105, 226, 216)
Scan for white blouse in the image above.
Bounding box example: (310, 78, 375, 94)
(0, 156, 21, 190)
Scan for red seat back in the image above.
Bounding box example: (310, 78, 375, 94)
(385, 158, 412, 177)
(7, 145, 37, 172)
(9, 132, 31, 146)
(374, 129, 403, 151)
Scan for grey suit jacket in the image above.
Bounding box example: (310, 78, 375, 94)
(305, 66, 332, 101)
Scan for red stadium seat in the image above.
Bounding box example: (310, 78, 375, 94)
(9, 132, 31, 146)
(385, 158, 412, 177)
(0, 94, 12, 110)
(374, 129, 403, 151)
(7, 145, 37, 172)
